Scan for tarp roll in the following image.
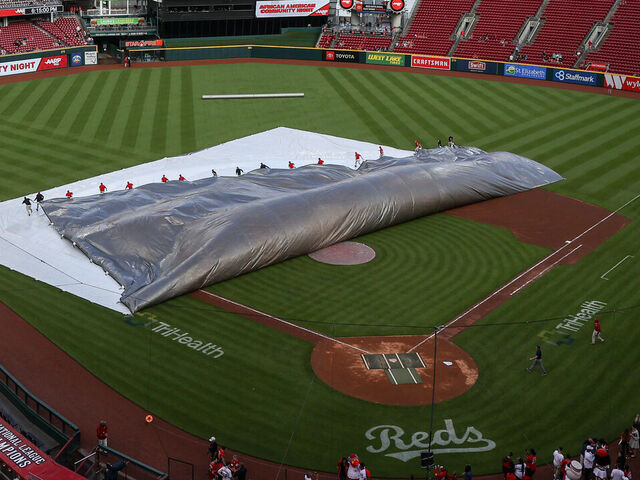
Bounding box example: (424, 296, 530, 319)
(42, 146, 563, 313)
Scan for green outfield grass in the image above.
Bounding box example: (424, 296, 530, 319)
(0, 62, 639, 477)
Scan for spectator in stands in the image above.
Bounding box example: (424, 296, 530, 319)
(125, 181, 133, 190)
(448, 136, 456, 147)
(259, 162, 269, 169)
(236, 167, 243, 176)
(105, 460, 127, 480)
(211, 169, 217, 177)
(437, 139, 443, 148)
(235, 462, 247, 480)
(99, 182, 107, 194)
(317, 158, 324, 165)
(97, 420, 108, 448)
(162, 175, 169, 183)
(178, 174, 186, 181)
(66, 190, 73, 199)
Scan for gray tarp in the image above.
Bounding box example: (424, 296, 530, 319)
(42, 146, 563, 313)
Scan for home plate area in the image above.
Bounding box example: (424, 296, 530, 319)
(361, 353, 426, 385)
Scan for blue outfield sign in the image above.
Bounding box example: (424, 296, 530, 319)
(552, 69, 597, 86)
(70, 52, 84, 67)
(455, 59, 498, 75)
(503, 63, 546, 80)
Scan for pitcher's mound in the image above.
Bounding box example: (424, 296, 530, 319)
(309, 242, 376, 265)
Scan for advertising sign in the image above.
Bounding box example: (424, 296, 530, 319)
(503, 63, 546, 80)
(587, 62, 608, 72)
(552, 69, 597, 86)
(366, 52, 404, 66)
(455, 59, 497, 75)
(84, 51, 98, 65)
(389, 0, 404, 11)
(124, 39, 164, 48)
(38, 55, 68, 71)
(92, 17, 142, 25)
(70, 52, 84, 67)
(339, 0, 353, 9)
(255, 0, 329, 17)
(0, 419, 85, 480)
(0, 55, 67, 77)
(411, 55, 450, 70)
(323, 50, 359, 63)
(0, 5, 62, 16)
(604, 74, 640, 92)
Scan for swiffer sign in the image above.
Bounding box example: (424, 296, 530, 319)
(255, 0, 329, 17)
(552, 69, 597, 86)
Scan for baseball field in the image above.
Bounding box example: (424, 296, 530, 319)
(0, 61, 639, 478)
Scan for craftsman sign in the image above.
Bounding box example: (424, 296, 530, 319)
(411, 55, 450, 70)
(255, 0, 329, 17)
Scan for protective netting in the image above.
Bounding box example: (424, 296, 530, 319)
(42, 146, 562, 313)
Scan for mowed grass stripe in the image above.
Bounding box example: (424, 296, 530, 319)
(69, 72, 110, 136)
(150, 67, 172, 153)
(1, 81, 33, 117)
(317, 67, 395, 145)
(417, 75, 483, 136)
(180, 66, 196, 153)
(510, 99, 630, 162)
(391, 74, 463, 141)
(480, 94, 610, 150)
(441, 78, 502, 132)
(22, 79, 61, 123)
(121, 68, 153, 149)
(45, 74, 88, 129)
(343, 69, 419, 143)
(94, 71, 134, 143)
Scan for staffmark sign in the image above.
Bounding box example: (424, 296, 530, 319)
(553, 69, 597, 86)
(255, 0, 329, 17)
(411, 55, 450, 70)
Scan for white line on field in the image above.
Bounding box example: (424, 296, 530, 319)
(417, 353, 427, 368)
(510, 244, 583, 295)
(361, 354, 370, 370)
(197, 289, 370, 354)
(407, 192, 640, 353)
(406, 367, 419, 384)
(601, 255, 634, 280)
(395, 353, 405, 369)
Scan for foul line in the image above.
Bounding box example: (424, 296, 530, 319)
(407, 192, 640, 353)
(361, 354, 370, 370)
(600, 255, 634, 280)
(197, 289, 370, 354)
(509, 244, 583, 296)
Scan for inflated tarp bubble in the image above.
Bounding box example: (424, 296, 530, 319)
(42, 146, 563, 313)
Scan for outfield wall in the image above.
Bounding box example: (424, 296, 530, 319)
(0, 46, 98, 78)
(122, 44, 640, 94)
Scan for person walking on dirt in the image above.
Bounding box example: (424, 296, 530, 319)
(527, 345, 546, 375)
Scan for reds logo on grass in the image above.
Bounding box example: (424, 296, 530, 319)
(389, 0, 403, 11)
(38, 55, 68, 71)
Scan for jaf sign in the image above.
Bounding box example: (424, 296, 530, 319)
(255, 0, 329, 17)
